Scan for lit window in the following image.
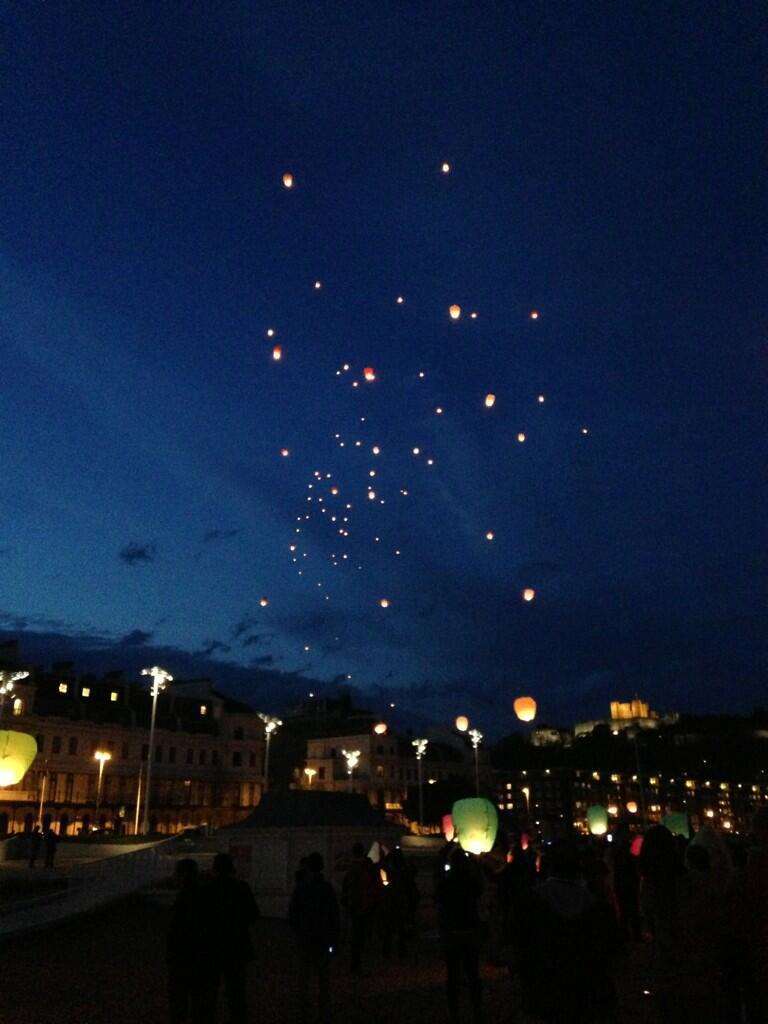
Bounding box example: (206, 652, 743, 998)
(12, 698, 23, 716)
(649, 776, 658, 786)
(200, 705, 208, 716)
(110, 691, 119, 702)
(720, 782, 729, 791)
(592, 771, 600, 781)
(81, 687, 91, 698)
(58, 682, 68, 694)
(610, 773, 620, 783)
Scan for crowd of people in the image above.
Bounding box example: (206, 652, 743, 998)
(165, 808, 768, 1023)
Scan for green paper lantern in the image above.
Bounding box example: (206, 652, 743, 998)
(452, 797, 498, 855)
(662, 812, 690, 839)
(587, 804, 609, 836)
(0, 730, 37, 787)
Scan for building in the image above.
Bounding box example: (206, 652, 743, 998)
(0, 659, 265, 836)
(301, 729, 479, 815)
(574, 697, 678, 738)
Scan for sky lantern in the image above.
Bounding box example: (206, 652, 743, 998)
(484, 393, 496, 408)
(282, 172, 294, 188)
(514, 696, 537, 722)
(314, 280, 322, 290)
(452, 798, 498, 855)
(455, 715, 469, 732)
(529, 310, 539, 320)
(442, 814, 455, 842)
(272, 345, 282, 361)
(379, 598, 390, 608)
(630, 835, 644, 857)
(280, 448, 290, 457)
(441, 162, 451, 174)
(537, 394, 545, 403)
(396, 296, 404, 304)
(662, 812, 690, 838)
(485, 531, 494, 541)
(626, 800, 638, 814)
(259, 597, 269, 608)
(517, 432, 526, 443)
(522, 587, 536, 602)
(470, 312, 478, 319)
(373, 722, 388, 735)
(449, 304, 461, 320)
(363, 367, 376, 381)
(587, 805, 609, 836)
(0, 730, 37, 787)
(266, 328, 275, 337)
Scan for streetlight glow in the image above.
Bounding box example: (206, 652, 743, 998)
(140, 666, 172, 834)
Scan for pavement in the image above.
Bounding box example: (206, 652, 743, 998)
(1, 893, 660, 1024)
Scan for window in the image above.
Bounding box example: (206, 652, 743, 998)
(155, 746, 162, 763)
(318, 766, 326, 780)
(52, 736, 62, 754)
(168, 747, 176, 765)
(36, 735, 45, 752)
(12, 698, 23, 716)
(199, 705, 208, 716)
(186, 748, 194, 765)
(329, 748, 336, 758)
(81, 687, 91, 698)
(141, 744, 149, 762)
(232, 752, 242, 767)
(248, 752, 256, 768)
(212, 750, 219, 766)
(121, 743, 130, 759)
(110, 691, 119, 702)
(233, 727, 244, 741)
(199, 750, 207, 766)
(67, 737, 78, 756)
(58, 682, 68, 695)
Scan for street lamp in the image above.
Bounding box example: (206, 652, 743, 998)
(341, 749, 360, 792)
(259, 714, 282, 793)
(412, 738, 428, 827)
(0, 670, 28, 720)
(94, 750, 112, 819)
(468, 729, 483, 795)
(140, 665, 172, 834)
(303, 767, 317, 787)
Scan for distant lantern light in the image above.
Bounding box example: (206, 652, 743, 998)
(396, 296, 404, 304)
(367, 490, 376, 500)
(485, 531, 494, 541)
(412, 447, 420, 456)
(529, 310, 539, 320)
(441, 162, 451, 174)
(484, 393, 496, 408)
(517, 432, 526, 443)
(282, 172, 294, 188)
(581, 427, 589, 435)
(470, 312, 478, 319)
(259, 597, 269, 608)
(266, 328, 275, 338)
(372, 446, 380, 455)
(0, 730, 37, 787)
(452, 797, 499, 855)
(373, 722, 388, 735)
(538, 394, 545, 403)
(449, 304, 461, 320)
(442, 814, 455, 842)
(522, 588, 536, 602)
(379, 598, 390, 609)
(435, 407, 443, 415)
(455, 715, 469, 733)
(363, 367, 376, 382)
(626, 800, 638, 814)
(514, 696, 537, 723)
(280, 448, 290, 457)
(587, 805, 609, 836)
(272, 345, 282, 361)
(314, 280, 322, 290)
(630, 835, 644, 857)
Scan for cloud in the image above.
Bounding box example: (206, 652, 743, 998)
(250, 655, 274, 666)
(241, 634, 262, 648)
(120, 628, 153, 647)
(119, 542, 156, 566)
(232, 616, 257, 639)
(200, 639, 231, 656)
(202, 528, 241, 543)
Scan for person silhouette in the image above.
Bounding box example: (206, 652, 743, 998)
(289, 851, 340, 1024)
(167, 858, 207, 1024)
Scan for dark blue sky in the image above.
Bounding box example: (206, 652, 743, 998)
(2, 4, 766, 730)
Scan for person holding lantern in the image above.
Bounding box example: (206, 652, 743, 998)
(435, 846, 485, 1024)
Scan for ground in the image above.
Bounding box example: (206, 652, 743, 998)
(2, 892, 659, 1024)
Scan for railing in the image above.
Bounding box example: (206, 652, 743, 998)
(0, 837, 177, 937)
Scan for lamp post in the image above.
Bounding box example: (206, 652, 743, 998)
(412, 738, 428, 827)
(468, 728, 483, 795)
(133, 763, 143, 836)
(303, 767, 317, 787)
(0, 670, 28, 719)
(140, 665, 172, 834)
(259, 714, 282, 793)
(94, 750, 112, 820)
(341, 749, 360, 792)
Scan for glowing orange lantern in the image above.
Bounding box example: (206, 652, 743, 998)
(522, 588, 535, 602)
(442, 813, 455, 841)
(282, 172, 294, 188)
(259, 597, 269, 608)
(530, 310, 539, 320)
(485, 531, 494, 541)
(272, 345, 282, 361)
(455, 715, 469, 732)
(484, 394, 496, 408)
(373, 722, 388, 735)
(441, 162, 451, 175)
(363, 367, 376, 382)
(379, 598, 390, 609)
(626, 800, 638, 814)
(517, 433, 526, 443)
(280, 448, 290, 457)
(449, 304, 461, 320)
(514, 696, 537, 723)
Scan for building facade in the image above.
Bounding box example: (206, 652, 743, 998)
(0, 664, 265, 836)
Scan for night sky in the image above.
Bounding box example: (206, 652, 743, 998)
(2, 5, 766, 731)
